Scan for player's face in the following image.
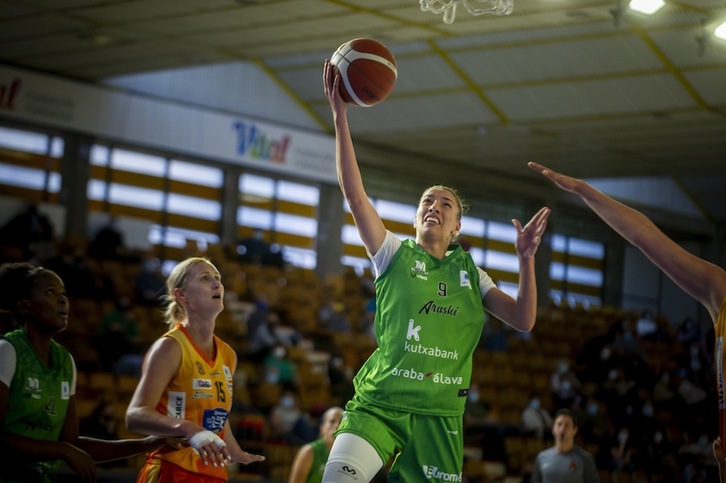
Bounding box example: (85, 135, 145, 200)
(320, 408, 343, 439)
(415, 188, 461, 242)
(177, 261, 224, 317)
(21, 271, 69, 335)
(552, 414, 577, 443)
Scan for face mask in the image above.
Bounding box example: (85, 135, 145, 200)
(587, 403, 598, 415)
(530, 398, 540, 409)
(558, 363, 569, 374)
(642, 404, 654, 417)
(273, 347, 286, 358)
(468, 391, 480, 403)
(281, 396, 295, 408)
(265, 371, 279, 384)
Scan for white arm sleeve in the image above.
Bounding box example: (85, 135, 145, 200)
(478, 267, 496, 299)
(369, 231, 401, 279)
(0, 339, 17, 388)
(0, 340, 76, 395)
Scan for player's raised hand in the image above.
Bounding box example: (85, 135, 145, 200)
(528, 161, 584, 194)
(323, 59, 346, 116)
(513, 206, 550, 259)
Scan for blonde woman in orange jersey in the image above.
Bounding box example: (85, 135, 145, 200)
(126, 257, 264, 482)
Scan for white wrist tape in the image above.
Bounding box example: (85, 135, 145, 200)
(189, 430, 226, 451)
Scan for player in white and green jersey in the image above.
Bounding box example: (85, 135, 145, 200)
(1, 328, 74, 481)
(323, 61, 551, 483)
(0, 263, 174, 483)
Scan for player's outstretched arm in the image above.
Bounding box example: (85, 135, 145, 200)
(529, 161, 726, 323)
(1, 373, 97, 482)
(484, 207, 550, 332)
(323, 59, 386, 256)
(222, 419, 265, 466)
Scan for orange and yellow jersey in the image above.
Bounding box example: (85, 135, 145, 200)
(145, 324, 236, 481)
(717, 296, 726, 448)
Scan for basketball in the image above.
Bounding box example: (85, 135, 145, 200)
(330, 38, 397, 108)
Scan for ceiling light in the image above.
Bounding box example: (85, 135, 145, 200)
(715, 21, 726, 40)
(628, 0, 665, 15)
(420, 0, 513, 24)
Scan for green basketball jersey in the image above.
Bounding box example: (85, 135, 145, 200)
(354, 239, 485, 416)
(2, 330, 74, 477)
(306, 438, 329, 483)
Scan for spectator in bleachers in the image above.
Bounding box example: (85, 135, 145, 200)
(652, 368, 678, 412)
(237, 229, 271, 265)
(272, 314, 303, 348)
(521, 392, 553, 440)
(635, 309, 657, 338)
(680, 341, 712, 387)
(134, 254, 166, 306)
(95, 296, 143, 374)
(598, 366, 635, 427)
(675, 316, 705, 348)
(269, 390, 316, 446)
(246, 292, 286, 362)
(263, 344, 298, 390)
(45, 241, 103, 299)
(360, 277, 377, 340)
(463, 383, 496, 432)
(680, 432, 718, 482)
(327, 355, 355, 407)
(237, 229, 284, 268)
(577, 337, 616, 387)
(579, 397, 609, 447)
(638, 425, 680, 482)
(550, 358, 582, 410)
(463, 383, 506, 463)
(89, 215, 133, 261)
(0, 203, 55, 262)
(318, 295, 351, 333)
(602, 426, 636, 479)
(481, 319, 509, 352)
(611, 317, 643, 358)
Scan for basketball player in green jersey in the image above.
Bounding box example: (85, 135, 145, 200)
(0, 263, 176, 483)
(529, 161, 726, 482)
(288, 406, 343, 483)
(322, 60, 550, 483)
